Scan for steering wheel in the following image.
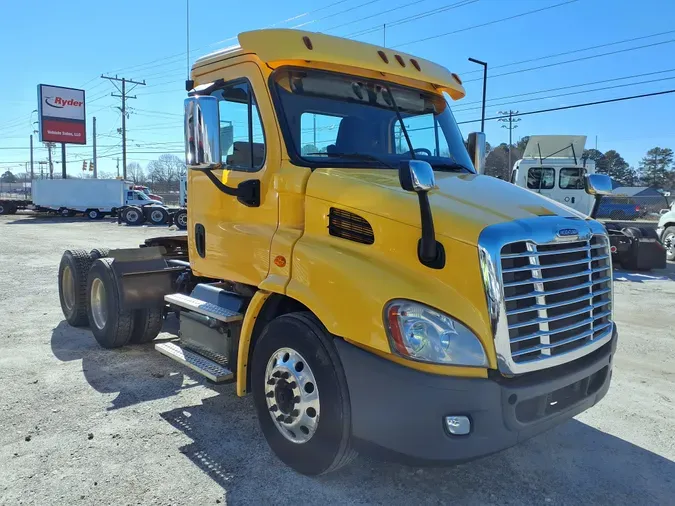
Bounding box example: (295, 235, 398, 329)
(403, 148, 432, 157)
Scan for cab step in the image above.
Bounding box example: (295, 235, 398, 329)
(155, 341, 234, 383)
(165, 293, 243, 323)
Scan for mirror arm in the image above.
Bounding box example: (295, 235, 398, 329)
(589, 194, 603, 220)
(195, 167, 261, 207)
(417, 192, 445, 269)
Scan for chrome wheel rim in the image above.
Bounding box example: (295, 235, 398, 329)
(90, 277, 108, 330)
(62, 265, 75, 312)
(665, 234, 675, 259)
(126, 210, 139, 223)
(177, 213, 187, 227)
(265, 347, 320, 444)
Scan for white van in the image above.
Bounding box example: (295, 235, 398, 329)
(510, 135, 596, 215)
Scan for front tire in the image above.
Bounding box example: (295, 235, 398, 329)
(251, 312, 356, 475)
(86, 258, 134, 348)
(662, 226, 675, 261)
(173, 209, 188, 230)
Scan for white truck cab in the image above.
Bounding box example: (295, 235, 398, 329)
(510, 135, 595, 215)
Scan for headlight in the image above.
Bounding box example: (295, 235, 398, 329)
(384, 300, 488, 367)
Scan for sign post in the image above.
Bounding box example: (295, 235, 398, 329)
(37, 85, 86, 178)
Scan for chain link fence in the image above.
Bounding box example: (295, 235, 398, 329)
(597, 195, 670, 222)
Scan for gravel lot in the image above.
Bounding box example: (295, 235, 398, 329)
(1, 213, 674, 505)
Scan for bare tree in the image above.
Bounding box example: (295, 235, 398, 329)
(126, 162, 145, 184)
(147, 154, 186, 191)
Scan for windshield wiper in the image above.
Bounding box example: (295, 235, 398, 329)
(431, 162, 471, 173)
(305, 152, 397, 170)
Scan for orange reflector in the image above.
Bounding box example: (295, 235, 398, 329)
(451, 73, 462, 85)
(274, 255, 287, 268)
(410, 58, 421, 71)
(394, 54, 406, 67)
(303, 36, 313, 50)
(377, 50, 389, 64)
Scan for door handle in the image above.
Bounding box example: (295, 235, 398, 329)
(571, 197, 576, 204)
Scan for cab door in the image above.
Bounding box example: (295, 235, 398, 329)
(188, 62, 280, 286)
(557, 167, 592, 214)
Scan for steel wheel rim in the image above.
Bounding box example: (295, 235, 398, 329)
(62, 265, 75, 311)
(90, 277, 108, 330)
(126, 210, 139, 222)
(666, 233, 675, 258)
(264, 347, 320, 444)
(177, 213, 187, 227)
(89, 210, 97, 218)
(151, 210, 163, 222)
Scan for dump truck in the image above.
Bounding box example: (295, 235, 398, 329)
(57, 29, 618, 475)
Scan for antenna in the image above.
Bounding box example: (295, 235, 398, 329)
(186, 0, 190, 79)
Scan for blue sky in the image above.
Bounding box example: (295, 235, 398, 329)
(1, 0, 674, 177)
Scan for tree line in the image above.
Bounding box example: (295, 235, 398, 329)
(483, 135, 675, 189)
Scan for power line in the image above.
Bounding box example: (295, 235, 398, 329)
(324, 0, 430, 33)
(459, 29, 675, 76)
(462, 38, 675, 83)
(393, 0, 579, 48)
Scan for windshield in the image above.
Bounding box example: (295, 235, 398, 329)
(134, 191, 150, 200)
(273, 68, 474, 172)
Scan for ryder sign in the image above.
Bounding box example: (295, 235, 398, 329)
(37, 85, 86, 144)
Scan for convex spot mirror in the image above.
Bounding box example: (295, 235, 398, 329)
(184, 96, 220, 169)
(399, 159, 436, 192)
(584, 173, 612, 196)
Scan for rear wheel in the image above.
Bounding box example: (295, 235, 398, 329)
(173, 209, 188, 230)
(122, 206, 145, 226)
(90, 248, 110, 260)
(251, 312, 356, 475)
(0, 203, 8, 215)
(86, 258, 134, 348)
(148, 207, 169, 225)
(86, 209, 103, 220)
(59, 208, 75, 218)
(58, 249, 94, 327)
(130, 308, 163, 344)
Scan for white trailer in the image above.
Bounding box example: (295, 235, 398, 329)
(510, 135, 595, 215)
(32, 179, 153, 219)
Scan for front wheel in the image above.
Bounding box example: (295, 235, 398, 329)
(251, 312, 356, 475)
(662, 226, 675, 262)
(86, 209, 102, 220)
(173, 209, 188, 230)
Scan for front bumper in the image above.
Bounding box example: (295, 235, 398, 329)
(336, 329, 617, 464)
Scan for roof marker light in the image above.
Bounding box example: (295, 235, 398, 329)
(451, 73, 462, 85)
(303, 36, 313, 50)
(394, 55, 406, 67)
(410, 59, 421, 71)
(378, 50, 389, 64)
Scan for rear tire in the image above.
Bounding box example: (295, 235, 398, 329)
(148, 207, 169, 225)
(59, 208, 75, 218)
(86, 209, 103, 220)
(130, 308, 163, 344)
(0, 202, 8, 215)
(173, 209, 188, 230)
(58, 249, 95, 327)
(251, 312, 356, 475)
(90, 248, 110, 260)
(86, 258, 134, 348)
(122, 206, 145, 226)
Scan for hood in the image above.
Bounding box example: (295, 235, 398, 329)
(306, 168, 587, 246)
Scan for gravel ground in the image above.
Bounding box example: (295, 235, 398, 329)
(0, 213, 673, 505)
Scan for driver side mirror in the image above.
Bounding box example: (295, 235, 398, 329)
(399, 160, 436, 192)
(184, 96, 220, 169)
(584, 174, 612, 196)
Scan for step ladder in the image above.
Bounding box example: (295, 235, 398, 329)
(155, 341, 234, 383)
(165, 293, 243, 323)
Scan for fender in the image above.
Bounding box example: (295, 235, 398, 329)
(236, 290, 270, 396)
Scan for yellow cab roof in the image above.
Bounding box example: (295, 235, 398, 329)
(193, 29, 466, 100)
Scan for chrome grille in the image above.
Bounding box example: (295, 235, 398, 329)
(500, 235, 612, 366)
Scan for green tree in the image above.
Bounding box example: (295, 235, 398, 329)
(515, 136, 530, 152)
(1, 170, 17, 183)
(484, 143, 522, 180)
(639, 147, 674, 188)
(603, 150, 636, 186)
(581, 149, 608, 173)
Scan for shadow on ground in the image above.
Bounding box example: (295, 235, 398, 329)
(50, 316, 202, 410)
(614, 261, 675, 283)
(51, 322, 675, 504)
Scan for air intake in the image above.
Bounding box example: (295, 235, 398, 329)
(328, 208, 374, 245)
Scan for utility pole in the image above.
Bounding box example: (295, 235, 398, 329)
(101, 75, 146, 180)
(93, 117, 98, 179)
(383, 24, 386, 47)
(498, 110, 520, 176)
(61, 143, 67, 179)
(117, 157, 120, 178)
(47, 143, 54, 179)
(29, 134, 34, 180)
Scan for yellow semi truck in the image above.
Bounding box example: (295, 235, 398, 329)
(58, 29, 617, 475)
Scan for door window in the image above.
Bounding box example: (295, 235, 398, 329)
(559, 168, 585, 189)
(527, 167, 555, 190)
(214, 82, 266, 171)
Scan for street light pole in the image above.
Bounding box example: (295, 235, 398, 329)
(468, 58, 487, 133)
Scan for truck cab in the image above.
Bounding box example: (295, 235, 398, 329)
(58, 29, 617, 475)
(510, 135, 595, 215)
